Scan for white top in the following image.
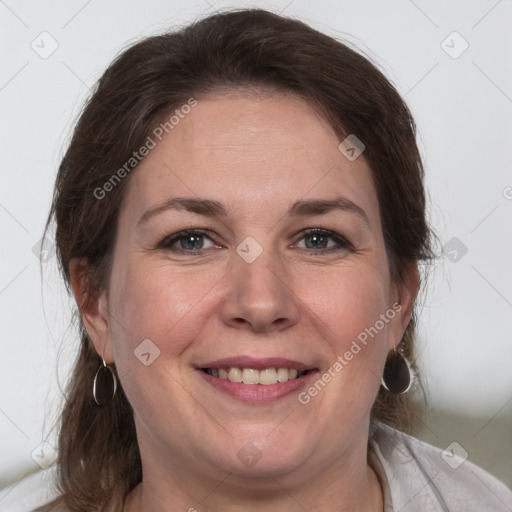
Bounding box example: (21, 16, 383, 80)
(368, 421, 512, 511)
(1, 422, 511, 511)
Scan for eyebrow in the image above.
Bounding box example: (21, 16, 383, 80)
(289, 198, 370, 228)
(137, 196, 370, 228)
(138, 197, 228, 226)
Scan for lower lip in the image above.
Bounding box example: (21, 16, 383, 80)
(197, 370, 318, 403)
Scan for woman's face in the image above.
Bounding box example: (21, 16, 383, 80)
(85, 92, 414, 489)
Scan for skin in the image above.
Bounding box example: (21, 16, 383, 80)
(70, 91, 418, 511)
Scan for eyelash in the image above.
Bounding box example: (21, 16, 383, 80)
(157, 228, 354, 255)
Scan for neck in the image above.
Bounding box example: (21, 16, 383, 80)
(123, 441, 383, 512)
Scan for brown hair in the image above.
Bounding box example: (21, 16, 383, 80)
(41, 8, 434, 511)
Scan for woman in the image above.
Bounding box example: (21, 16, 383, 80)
(29, 8, 511, 512)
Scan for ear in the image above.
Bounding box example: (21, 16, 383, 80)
(69, 258, 115, 363)
(388, 263, 420, 350)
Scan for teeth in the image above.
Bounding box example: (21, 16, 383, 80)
(242, 368, 259, 384)
(276, 368, 289, 383)
(205, 367, 306, 384)
(228, 367, 242, 383)
(259, 368, 277, 385)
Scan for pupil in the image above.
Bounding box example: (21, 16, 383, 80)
(307, 234, 327, 249)
(182, 235, 203, 250)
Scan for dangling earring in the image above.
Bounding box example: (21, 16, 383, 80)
(381, 346, 414, 395)
(93, 358, 117, 406)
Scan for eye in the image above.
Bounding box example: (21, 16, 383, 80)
(157, 228, 352, 256)
(158, 229, 219, 253)
(294, 228, 353, 253)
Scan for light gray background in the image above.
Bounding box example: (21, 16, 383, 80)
(1, 0, 511, 492)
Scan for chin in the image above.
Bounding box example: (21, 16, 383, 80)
(220, 429, 313, 479)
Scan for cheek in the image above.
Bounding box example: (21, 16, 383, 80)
(304, 262, 390, 348)
(105, 260, 216, 431)
(107, 259, 223, 368)
(299, 261, 392, 410)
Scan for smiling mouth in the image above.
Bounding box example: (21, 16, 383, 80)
(201, 367, 311, 385)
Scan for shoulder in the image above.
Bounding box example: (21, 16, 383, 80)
(369, 421, 512, 512)
(0, 466, 62, 512)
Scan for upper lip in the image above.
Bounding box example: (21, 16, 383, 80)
(197, 356, 315, 371)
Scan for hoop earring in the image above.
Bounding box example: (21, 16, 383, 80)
(381, 346, 414, 395)
(93, 358, 117, 406)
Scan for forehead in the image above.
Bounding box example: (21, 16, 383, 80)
(121, 92, 380, 227)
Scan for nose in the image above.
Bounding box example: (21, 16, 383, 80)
(219, 250, 301, 333)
